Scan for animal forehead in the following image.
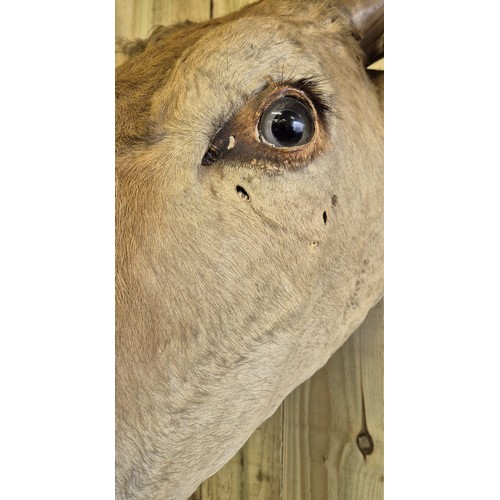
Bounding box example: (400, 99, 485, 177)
(139, 0, 350, 66)
(116, 1, 354, 149)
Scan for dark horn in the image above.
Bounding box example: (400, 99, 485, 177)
(340, 0, 384, 66)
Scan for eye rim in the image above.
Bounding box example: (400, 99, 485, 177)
(255, 88, 319, 151)
(199, 80, 331, 172)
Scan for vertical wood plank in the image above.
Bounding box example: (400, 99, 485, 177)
(282, 301, 384, 500)
(190, 406, 283, 500)
(190, 449, 245, 500)
(212, 0, 256, 19)
(115, 0, 210, 40)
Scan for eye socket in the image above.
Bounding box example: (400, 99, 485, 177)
(258, 96, 315, 148)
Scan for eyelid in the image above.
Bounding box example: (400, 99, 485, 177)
(201, 79, 331, 170)
(276, 77, 334, 121)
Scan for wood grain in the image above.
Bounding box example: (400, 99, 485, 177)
(191, 406, 283, 500)
(213, 0, 256, 18)
(282, 302, 384, 500)
(115, 0, 210, 40)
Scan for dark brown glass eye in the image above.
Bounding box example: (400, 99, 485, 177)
(258, 96, 314, 148)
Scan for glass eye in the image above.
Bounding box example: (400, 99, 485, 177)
(258, 96, 314, 148)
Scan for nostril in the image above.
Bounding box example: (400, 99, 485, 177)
(331, 194, 338, 207)
(236, 185, 250, 201)
(323, 211, 327, 224)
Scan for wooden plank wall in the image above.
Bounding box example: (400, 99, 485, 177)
(115, 2, 384, 498)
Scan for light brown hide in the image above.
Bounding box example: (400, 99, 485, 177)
(115, 1, 383, 499)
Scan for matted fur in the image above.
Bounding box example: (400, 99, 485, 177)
(116, 1, 384, 498)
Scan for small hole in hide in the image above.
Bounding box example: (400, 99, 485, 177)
(323, 211, 327, 224)
(331, 194, 338, 207)
(236, 185, 250, 201)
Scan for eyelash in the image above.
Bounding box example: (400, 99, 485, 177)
(273, 77, 334, 121)
(201, 77, 334, 169)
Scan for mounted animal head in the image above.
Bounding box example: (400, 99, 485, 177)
(115, 0, 383, 498)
